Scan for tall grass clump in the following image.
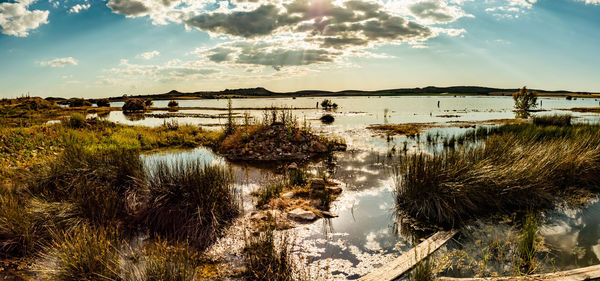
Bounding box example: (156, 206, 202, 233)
(123, 240, 199, 281)
(137, 160, 239, 250)
(37, 225, 121, 281)
(518, 214, 538, 274)
(243, 223, 296, 281)
(256, 179, 285, 207)
(0, 191, 83, 258)
(65, 113, 86, 128)
(395, 123, 600, 227)
(410, 258, 435, 281)
(532, 114, 572, 127)
(27, 139, 144, 226)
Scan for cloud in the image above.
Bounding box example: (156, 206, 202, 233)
(137, 50, 160, 59)
(408, 0, 472, 24)
(108, 59, 219, 81)
(202, 41, 342, 70)
(575, 0, 600, 4)
(39, 57, 79, 67)
(0, 0, 49, 37)
(485, 0, 538, 17)
(68, 3, 91, 13)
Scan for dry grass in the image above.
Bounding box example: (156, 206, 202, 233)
(396, 122, 600, 227)
(368, 123, 434, 136)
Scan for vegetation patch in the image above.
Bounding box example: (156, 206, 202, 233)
(136, 160, 240, 250)
(218, 110, 346, 162)
(368, 123, 435, 137)
(395, 121, 600, 227)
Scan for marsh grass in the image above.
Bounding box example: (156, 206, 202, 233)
(243, 219, 295, 281)
(532, 114, 572, 127)
(517, 214, 539, 274)
(256, 179, 285, 207)
(37, 224, 121, 281)
(137, 160, 239, 250)
(26, 139, 144, 226)
(123, 240, 199, 281)
(396, 122, 600, 227)
(411, 258, 435, 281)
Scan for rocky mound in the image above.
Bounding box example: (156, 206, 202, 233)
(218, 124, 346, 162)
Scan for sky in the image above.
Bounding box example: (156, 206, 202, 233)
(0, 0, 599, 98)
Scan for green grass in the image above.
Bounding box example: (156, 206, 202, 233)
(136, 160, 239, 250)
(518, 214, 539, 274)
(396, 122, 600, 227)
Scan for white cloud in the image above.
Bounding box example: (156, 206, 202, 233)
(0, 0, 49, 37)
(137, 50, 160, 59)
(575, 0, 600, 4)
(68, 3, 91, 13)
(39, 57, 79, 67)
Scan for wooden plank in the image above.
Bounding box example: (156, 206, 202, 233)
(359, 230, 458, 281)
(438, 264, 600, 281)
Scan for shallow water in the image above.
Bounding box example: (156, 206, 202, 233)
(136, 96, 600, 279)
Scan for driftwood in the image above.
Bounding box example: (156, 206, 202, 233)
(438, 264, 600, 281)
(359, 230, 458, 281)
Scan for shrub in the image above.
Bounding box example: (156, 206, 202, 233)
(123, 98, 147, 113)
(137, 160, 239, 250)
(513, 86, 537, 112)
(37, 225, 121, 281)
(532, 114, 571, 127)
(65, 113, 86, 128)
(96, 99, 110, 107)
(145, 99, 154, 106)
(168, 100, 179, 108)
(319, 114, 334, 124)
(68, 98, 92, 107)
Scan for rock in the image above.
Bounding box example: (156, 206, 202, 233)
(287, 208, 317, 222)
(287, 162, 298, 170)
(327, 186, 343, 195)
(321, 211, 338, 218)
(282, 192, 295, 199)
(309, 178, 326, 189)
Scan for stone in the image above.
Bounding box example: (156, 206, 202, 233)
(282, 192, 294, 199)
(287, 162, 298, 170)
(309, 178, 326, 189)
(321, 211, 338, 218)
(327, 186, 343, 195)
(287, 208, 317, 222)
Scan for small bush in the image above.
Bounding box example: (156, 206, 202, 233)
(68, 98, 92, 107)
(513, 86, 537, 112)
(168, 100, 179, 108)
(532, 114, 571, 127)
(123, 98, 147, 113)
(65, 113, 86, 128)
(137, 160, 239, 250)
(320, 114, 334, 124)
(145, 99, 154, 106)
(96, 99, 110, 107)
(320, 99, 338, 109)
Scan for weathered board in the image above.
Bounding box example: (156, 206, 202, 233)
(438, 264, 600, 281)
(359, 230, 459, 281)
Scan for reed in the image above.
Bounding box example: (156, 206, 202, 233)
(137, 160, 239, 250)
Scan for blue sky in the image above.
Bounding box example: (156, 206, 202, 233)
(0, 0, 599, 98)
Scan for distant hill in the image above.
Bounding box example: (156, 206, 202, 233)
(110, 86, 598, 100)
